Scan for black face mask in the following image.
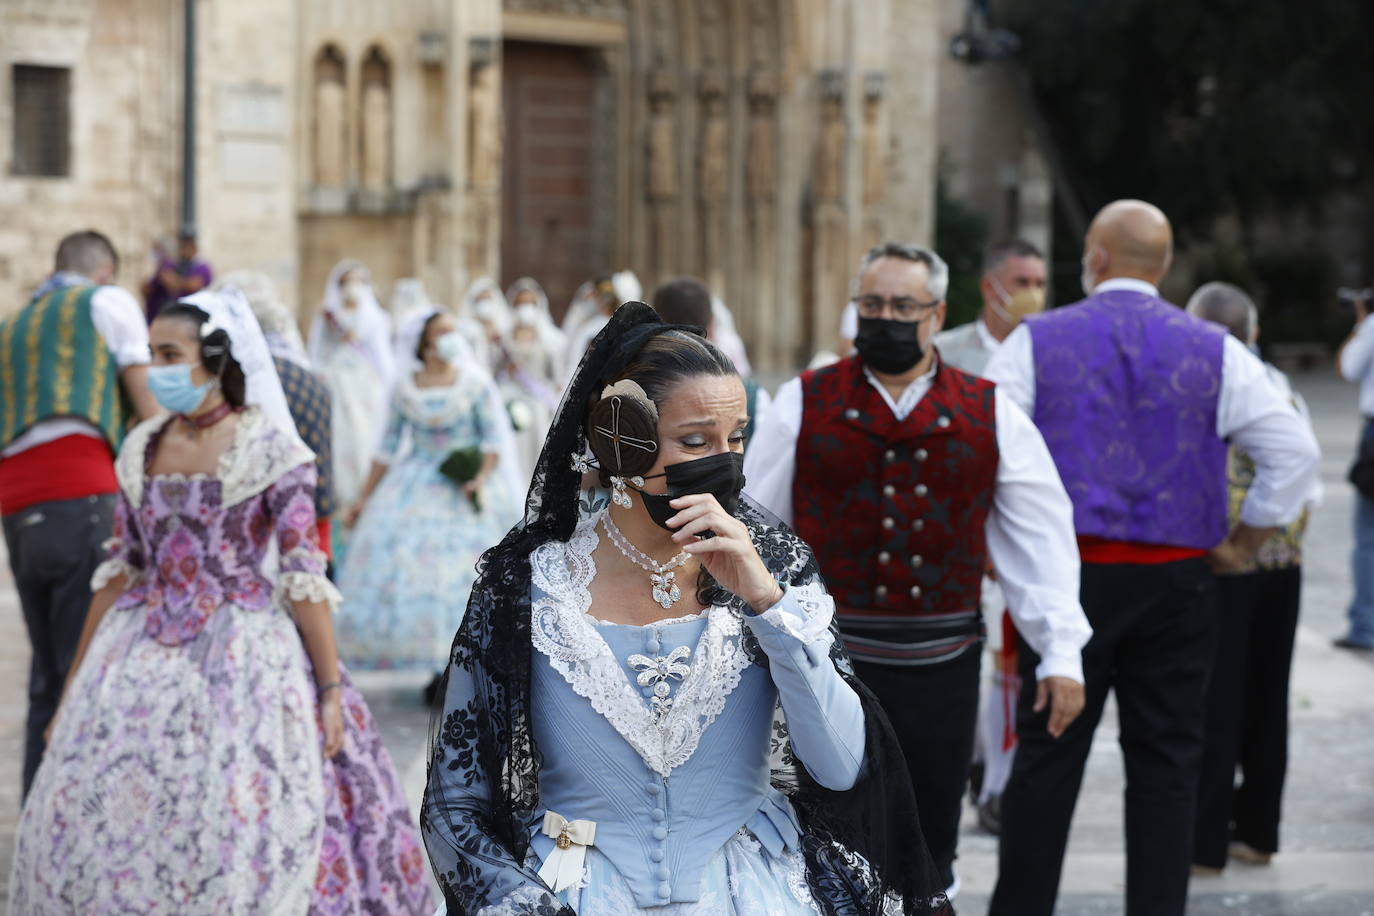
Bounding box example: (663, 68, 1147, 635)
(854, 316, 927, 374)
(634, 451, 747, 533)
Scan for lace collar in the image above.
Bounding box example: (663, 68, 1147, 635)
(394, 369, 489, 429)
(529, 509, 753, 777)
(117, 407, 315, 509)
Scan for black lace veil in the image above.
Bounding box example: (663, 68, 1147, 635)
(421, 302, 952, 915)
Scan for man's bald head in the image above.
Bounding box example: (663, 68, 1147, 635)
(1082, 199, 1174, 289)
(1186, 281, 1258, 345)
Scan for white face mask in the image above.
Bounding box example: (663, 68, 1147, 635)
(515, 303, 540, 327)
(435, 331, 466, 365)
(473, 297, 499, 321)
(342, 279, 367, 305)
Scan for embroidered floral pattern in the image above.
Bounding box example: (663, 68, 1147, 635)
(12, 411, 432, 916)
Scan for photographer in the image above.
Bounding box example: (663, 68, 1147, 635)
(1337, 287, 1374, 650)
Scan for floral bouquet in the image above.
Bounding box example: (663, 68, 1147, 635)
(439, 446, 484, 512)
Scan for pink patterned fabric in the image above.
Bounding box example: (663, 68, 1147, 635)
(10, 411, 432, 915)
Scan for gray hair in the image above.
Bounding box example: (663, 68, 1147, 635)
(982, 239, 1044, 277)
(54, 230, 118, 277)
(1185, 281, 1257, 343)
(853, 242, 950, 301)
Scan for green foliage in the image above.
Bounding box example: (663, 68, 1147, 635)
(1003, 0, 1374, 340)
(934, 168, 989, 328)
(1004, 0, 1374, 241)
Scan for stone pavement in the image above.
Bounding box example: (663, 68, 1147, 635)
(1, 370, 1373, 913)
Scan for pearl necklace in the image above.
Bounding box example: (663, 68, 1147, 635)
(601, 514, 690, 610)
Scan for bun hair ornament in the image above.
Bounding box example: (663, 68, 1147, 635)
(586, 379, 659, 508)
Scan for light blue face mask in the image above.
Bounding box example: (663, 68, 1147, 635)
(147, 363, 214, 415)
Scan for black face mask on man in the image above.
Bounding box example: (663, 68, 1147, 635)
(633, 451, 747, 533)
(854, 316, 928, 374)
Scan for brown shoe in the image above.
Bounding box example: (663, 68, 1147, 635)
(1229, 841, 1273, 865)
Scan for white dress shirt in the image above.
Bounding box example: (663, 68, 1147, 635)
(933, 318, 1001, 376)
(745, 360, 1092, 683)
(1339, 314, 1374, 417)
(985, 278, 1321, 529)
(2, 279, 150, 458)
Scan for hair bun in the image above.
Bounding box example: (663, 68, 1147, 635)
(587, 379, 659, 477)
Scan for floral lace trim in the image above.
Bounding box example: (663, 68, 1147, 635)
(116, 408, 314, 509)
(529, 510, 753, 777)
(584, 607, 709, 628)
(278, 571, 342, 613)
(90, 558, 139, 592)
(751, 580, 836, 645)
(395, 371, 489, 429)
(474, 884, 562, 916)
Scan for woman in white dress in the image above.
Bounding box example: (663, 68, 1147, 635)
(307, 261, 394, 554)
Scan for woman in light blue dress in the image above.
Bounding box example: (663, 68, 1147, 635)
(337, 310, 522, 675)
(421, 303, 951, 915)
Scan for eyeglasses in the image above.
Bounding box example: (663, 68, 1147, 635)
(851, 294, 940, 320)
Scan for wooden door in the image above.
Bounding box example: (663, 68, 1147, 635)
(501, 41, 599, 322)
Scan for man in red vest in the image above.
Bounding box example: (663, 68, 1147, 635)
(746, 241, 1091, 897)
(0, 230, 158, 792)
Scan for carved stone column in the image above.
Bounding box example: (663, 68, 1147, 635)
(646, 69, 679, 284)
(465, 38, 501, 280)
(745, 68, 778, 368)
(697, 70, 729, 296)
(810, 69, 850, 356)
(861, 72, 887, 252)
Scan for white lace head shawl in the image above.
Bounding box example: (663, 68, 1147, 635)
(217, 269, 309, 369)
(505, 277, 568, 374)
(462, 277, 513, 337)
(179, 287, 306, 450)
(311, 259, 394, 382)
(394, 304, 441, 377)
(391, 277, 431, 319)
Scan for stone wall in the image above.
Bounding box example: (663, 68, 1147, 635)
(0, 0, 945, 369)
(0, 0, 180, 314)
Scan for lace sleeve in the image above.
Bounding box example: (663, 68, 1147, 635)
(423, 655, 571, 916)
(91, 490, 144, 591)
(269, 462, 342, 612)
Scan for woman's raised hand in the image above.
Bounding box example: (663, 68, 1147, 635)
(668, 494, 783, 614)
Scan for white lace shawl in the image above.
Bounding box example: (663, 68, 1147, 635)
(115, 407, 316, 509)
(528, 511, 754, 778)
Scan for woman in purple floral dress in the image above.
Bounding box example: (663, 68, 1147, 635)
(9, 291, 432, 915)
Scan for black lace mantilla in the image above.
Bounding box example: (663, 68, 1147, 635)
(420, 303, 953, 915)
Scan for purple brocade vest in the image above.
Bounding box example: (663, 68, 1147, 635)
(1025, 289, 1229, 549)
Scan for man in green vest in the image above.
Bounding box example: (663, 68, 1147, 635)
(0, 230, 158, 793)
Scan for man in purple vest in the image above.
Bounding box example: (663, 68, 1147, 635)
(986, 200, 1320, 916)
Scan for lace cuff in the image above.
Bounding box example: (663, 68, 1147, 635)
(474, 885, 565, 916)
(90, 558, 139, 592)
(279, 571, 343, 614)
(747, 580, 835, 646)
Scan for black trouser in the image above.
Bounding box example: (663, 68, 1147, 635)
(991, 558, 1218, 916)
(852, 646, 981, 891)
(1194, 565, 1301, 867)
(2, 494, 113, 794)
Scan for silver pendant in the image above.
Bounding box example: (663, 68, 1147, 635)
(650, 571, 681, 609)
